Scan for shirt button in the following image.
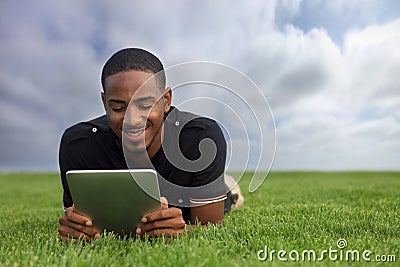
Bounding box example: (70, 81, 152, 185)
(92, 127, 97, 133)
(175, 121, 180, 126)
(178, 198, 183, 203)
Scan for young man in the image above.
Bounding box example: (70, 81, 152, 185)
(58, 48, 241, 242)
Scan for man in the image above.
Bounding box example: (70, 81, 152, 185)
(58, 48, 241, 242)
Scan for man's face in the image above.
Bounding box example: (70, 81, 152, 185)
(102, 70, 171, 158)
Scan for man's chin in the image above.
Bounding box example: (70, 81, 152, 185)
(123, 145, 151, 167)
(123, 143, 147, 154)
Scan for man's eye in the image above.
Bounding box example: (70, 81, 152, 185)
(112, 107, 124, 112)
(139, 104, 152, 110)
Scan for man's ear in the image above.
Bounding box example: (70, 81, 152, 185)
(163, 87, 172, 113)
(101, 92, 107, 111)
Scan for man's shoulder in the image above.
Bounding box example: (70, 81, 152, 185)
(168, 107, 220, 132)
(61, 115, 109, 144)
(166, 107, 225, 147)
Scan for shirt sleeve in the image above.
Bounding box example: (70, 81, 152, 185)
(187, 119, 228, 205)
(58, 128, 88, 208)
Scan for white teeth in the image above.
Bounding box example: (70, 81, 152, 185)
(128, 130, 144, 137)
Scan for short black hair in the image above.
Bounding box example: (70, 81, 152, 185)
(101, 48, 165, 92)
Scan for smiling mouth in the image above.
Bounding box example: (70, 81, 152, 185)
(123, 125, 150, 142)
(126, 129, 145, 137)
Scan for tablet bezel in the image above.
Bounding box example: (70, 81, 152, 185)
(66, 169, 161, 236)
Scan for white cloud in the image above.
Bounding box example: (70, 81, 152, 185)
(0, 0, 399, 171)
(269, 19, 400, 170)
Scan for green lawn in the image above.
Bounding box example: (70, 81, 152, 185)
(0, 172, 399, 266)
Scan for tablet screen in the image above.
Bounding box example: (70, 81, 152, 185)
(66, 169, 161, 236)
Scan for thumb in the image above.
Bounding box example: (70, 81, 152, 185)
(160, 196, 168, 210)
(65, 205, 75, 217)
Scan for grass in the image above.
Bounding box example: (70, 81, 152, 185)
(0, 171, 399, 266)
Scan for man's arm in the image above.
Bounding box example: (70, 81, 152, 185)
(190, 201, 224, 225)
(137, 119, 227, 237)
(186, 118, 228, 225)
(136, 195, 225, 238)
(58, 128, 100, 242)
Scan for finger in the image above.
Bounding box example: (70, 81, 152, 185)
(59, 215, 99, 237)
(141, 207, 182, 224)
(66, 207, 93, 226)
(140, 197, 169, 223)
(59, 225, 94, 243)
(138, 216, 185, 234)
(68, 220, 99, 237)
(59, 224, 87, 240)
(160, 197, 168, 210)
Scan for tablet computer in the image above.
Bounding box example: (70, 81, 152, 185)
(66, 169, 161, 236)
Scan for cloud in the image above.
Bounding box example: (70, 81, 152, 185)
(0, 1, 106, 171)
(290, 0, 400, 43)
(0, 0, 399, 171)
(270, 19, 400, 170)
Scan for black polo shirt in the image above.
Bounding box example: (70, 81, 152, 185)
(59, 106, 229, 222)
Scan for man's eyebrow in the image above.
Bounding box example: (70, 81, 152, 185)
(130, 96, 156, 103)
(107, 96, 156, 104)
(108, 99, 126, 104)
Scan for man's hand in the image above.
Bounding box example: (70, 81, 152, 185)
(58, 205, 100, 243)
(136, 197, 186, 238)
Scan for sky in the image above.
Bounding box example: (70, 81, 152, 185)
(0, 0, 399, 172)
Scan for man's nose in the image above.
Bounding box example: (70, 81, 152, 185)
(124, 106, 147, 126)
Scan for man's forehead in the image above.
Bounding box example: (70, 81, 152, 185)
(105, 72, 162, 100)
(129, 82, 163, 100)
